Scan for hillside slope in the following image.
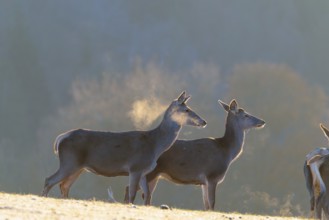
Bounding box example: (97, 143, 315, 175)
(0, 192, 307, 220)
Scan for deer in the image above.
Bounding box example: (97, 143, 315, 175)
(41, 91, 207, 204)
(304, 124, 329, 219)
(124, 99, 265, 210)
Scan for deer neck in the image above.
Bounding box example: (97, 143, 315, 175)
(152, 111, 182, 159)
(221, 117, 245, 161)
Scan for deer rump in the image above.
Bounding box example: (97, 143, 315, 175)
(304, 153, 329, 219)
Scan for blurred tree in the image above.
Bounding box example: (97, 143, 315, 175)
(0, 8, 51, 142)
(0, 7, 51, 192)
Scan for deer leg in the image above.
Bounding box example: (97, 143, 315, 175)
(42, 159, 81, 197)
(201, 184, 210, 210)
(59, 170, 83, 198)
(311, 195, 315, 211)
(128, 172, 142, 204)
(42, 170, 63, 197)
(145, 177, 159, 205)
(310, 194, 316, 213)
(315, 196, 323, 219)
(124, 185, 131, 204)
(139, 176, 150, 206)
(124, 185, 142, 204)
(309, 194, 315, 218)
(323, 210, 329, 220)
(323, 202, 329, 220)
(42, 167, 75, 197)
(124, 175, 159, 205)
(206, 181, 217, 211)
(315, 191, 327, 219)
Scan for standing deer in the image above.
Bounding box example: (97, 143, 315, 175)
(304, 124, 329, 219)
(125, 99, 265, 210)
(41, 91, 207, 204)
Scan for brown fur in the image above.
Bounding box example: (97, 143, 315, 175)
(42, 91, 206, 204)
(125, 99, 265, 210)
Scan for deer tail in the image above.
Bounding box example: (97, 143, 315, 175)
(53, 131, 71, 155)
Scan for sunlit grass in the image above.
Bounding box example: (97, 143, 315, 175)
(0, 192, 308, 220)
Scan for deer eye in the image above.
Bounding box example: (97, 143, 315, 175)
(185, 109, 189, 112)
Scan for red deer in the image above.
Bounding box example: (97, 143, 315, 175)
(125, 99, 265, 210)
(304, 124, 329, 219)
(42, 91, 206, 204)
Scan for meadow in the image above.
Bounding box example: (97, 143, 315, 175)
(0, 192, 308, 220)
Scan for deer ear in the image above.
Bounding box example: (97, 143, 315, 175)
(229, 100, 238, 112)
(218, 99, 230, 112)
(183, 95, 191, 104)
(320, 123, 329, 140)
(177, 91, 186, 104)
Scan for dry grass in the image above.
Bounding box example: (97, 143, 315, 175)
(0, 192, 307, 220)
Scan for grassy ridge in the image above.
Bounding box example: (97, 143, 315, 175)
(0, 192, 307, 220)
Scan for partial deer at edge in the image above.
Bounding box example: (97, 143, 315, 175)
(42, 91, 207, 204)
(125, 99, 265, 210)
(304, 124, 329, 219)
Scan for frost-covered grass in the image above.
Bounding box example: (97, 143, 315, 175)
(0, 192, 307, 220)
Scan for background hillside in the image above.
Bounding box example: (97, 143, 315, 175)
(1, 1, 329, 217)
